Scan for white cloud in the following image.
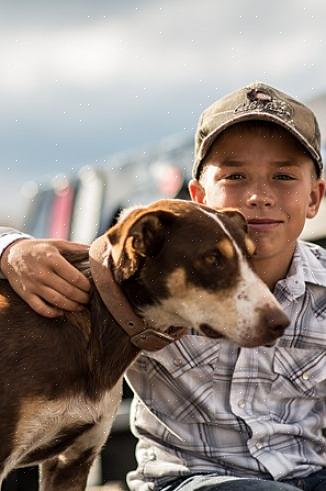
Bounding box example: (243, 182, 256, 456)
(0, 24, 124, 92)
(0, 0, 325, 96)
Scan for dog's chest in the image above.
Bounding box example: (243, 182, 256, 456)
(14, 380, 123, 467)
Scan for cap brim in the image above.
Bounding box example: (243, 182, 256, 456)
(195, 111, 323, 178)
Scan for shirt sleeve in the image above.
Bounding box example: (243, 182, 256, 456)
(0, 228, 32, 278)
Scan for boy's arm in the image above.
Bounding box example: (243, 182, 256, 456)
(0, 229, 91, 318)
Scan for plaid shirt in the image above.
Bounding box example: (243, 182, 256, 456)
(126, 241, 326, 491)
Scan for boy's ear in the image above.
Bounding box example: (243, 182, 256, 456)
(188, 179, 206, 204)
(306, 178, 326, 219)
(107, 210, 174, 281)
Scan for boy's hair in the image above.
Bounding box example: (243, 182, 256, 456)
(193, 81, 323, 180)
(198, 119, 317, 182)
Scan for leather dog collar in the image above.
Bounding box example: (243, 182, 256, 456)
(89, 234, 179, 352)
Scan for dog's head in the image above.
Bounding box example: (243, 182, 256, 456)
(106, 199, 289, 348)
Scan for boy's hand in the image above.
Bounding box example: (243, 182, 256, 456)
(0, 239, 91, 318)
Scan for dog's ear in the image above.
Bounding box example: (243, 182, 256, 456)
(219, 209, 256, 257)
(220, 208, 248, 232)
(108, 210, 174, 280)
(128, 213, 168, 258)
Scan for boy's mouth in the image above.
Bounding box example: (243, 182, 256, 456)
(247, 218, 283, 232)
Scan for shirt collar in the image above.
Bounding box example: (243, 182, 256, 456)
(275, 241, 326, 301)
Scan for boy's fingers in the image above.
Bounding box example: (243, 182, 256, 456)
(48, 254, 91, 293)
(54, 240, 90, 253)
(38, 285, 86, 312)
(25, 294, 64, 319)
(46, 274, 90, 304)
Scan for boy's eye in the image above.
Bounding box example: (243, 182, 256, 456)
(225, 174, 245, 180)
(274, 174, 296, 180)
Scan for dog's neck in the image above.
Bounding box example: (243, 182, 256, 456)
(62, 248, 178, 398)
(88, 235, 180, 352)
(87, 286, 140, 396)
(61, 251, 136, 387)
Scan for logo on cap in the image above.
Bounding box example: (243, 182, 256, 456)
(234, 88, 294, 123)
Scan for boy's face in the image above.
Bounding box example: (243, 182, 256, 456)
(189, 125, 325, 263)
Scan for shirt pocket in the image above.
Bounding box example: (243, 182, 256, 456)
(140, 335, 221, 423)
(271, 347, 326, 400)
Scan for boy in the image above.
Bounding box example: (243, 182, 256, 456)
(1, 82, 326, 491)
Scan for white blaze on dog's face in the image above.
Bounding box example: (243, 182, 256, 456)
(108, 199, 289, 348)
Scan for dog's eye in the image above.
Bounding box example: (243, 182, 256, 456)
(204, 254, 221, 266)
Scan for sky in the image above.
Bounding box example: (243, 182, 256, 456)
(1, 0, 326, 225)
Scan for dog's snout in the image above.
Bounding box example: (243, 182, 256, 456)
(262, 308, 290, 335)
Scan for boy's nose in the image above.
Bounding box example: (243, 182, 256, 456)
(246, 189, 275, 208)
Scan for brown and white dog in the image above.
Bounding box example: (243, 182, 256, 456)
(0, 199, 289, 490)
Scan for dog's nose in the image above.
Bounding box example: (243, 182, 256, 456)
(262, 308, 290, 336)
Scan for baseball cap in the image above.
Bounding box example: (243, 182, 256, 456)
(193, 81, 323, 179)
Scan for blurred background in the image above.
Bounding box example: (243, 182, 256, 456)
(0, 0, 326, 238)
(1, 0, 326, 488)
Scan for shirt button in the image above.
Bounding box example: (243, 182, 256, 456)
(238, 399, 246, 408)
(174, 358, 183, 366)
(256, 441, 263, 450)
(302, 372, 310, 381)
